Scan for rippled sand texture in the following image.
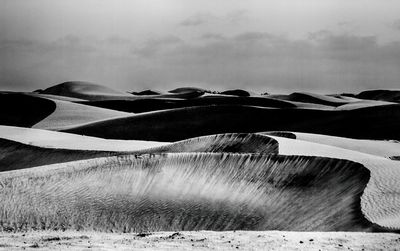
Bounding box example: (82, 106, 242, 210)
(0, 153, 371, 232)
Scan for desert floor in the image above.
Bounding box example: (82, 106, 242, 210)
(1, 231, 399, 250)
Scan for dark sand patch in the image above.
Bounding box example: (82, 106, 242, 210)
(0, 93, 56, 128)
(62, 104, 400, 141)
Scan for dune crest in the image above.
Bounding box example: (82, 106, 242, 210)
(39, 81, 134, 101)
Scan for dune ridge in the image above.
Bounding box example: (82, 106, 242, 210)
(0, 128, 278, 171)
(38, 81, 134, 101)
(0, 153, 371, 232)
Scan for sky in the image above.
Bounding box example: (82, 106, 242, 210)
(1, 0, 400, 93)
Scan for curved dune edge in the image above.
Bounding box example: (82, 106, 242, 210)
(38, 81, 135, 101)
(0, 129, 278, 171)
(267, 135, 400, 231)
(32, 97, 131, 130)
(0, 125, 168, 151)
(0, 153, 371, 232)
(260, 131, 400, 158)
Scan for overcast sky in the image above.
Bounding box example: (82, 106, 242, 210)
(1, 0, 400, 93)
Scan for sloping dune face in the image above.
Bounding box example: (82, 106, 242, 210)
(62, 104, 400, 141)
(0, 153, 371, 232)
(0, 128, 277, 171)
(267, 135, 400, 231)
(356, 90, 400, 103)
(31, 98, 130, 130)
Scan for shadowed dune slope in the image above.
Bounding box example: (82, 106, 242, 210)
(76, 96, 295, 113)
(0, 131, 277, 171)
(62, 104, 400, 141)
(269, 92, 352, 107)
(268, 135, 400, 231)
(0, 93, 56, 127)
(356, 90, 400, 103)
(220, 89, 251, 97)
(38, 81, 134, 101)
(0, 138, 122, 172)
(0, 153, 372, 232)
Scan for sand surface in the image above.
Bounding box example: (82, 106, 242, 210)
(2, 83, 400, 250)
(0, 231, 399, 250)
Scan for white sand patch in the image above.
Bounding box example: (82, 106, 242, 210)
(293, 132, 400, 158)
(0, 126, 169, 151)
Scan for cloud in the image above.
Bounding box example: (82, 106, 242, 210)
(391, 19, 400, 31)
(180, 10, 250, 27)
(130, 31, 400, 92)
(225, 10, 250, 24)
(200, 33, 226, 41)
(132, 36, 183, 56)
(1, 31, 400, 93)
(180, 13, 215, 26)
(234, 32, 275, 42)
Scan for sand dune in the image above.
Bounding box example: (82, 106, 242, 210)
(272, 92, 352, 107)
(76, 96, 296, 113)
(2, 83, 400, 238)
(220, 89, 251, 97)
(62, 104, 400, 141)
(32, 97, 130, 130)
(356, 89, 400, 103)
(0, 126, 277, 170)
(0, 153, 371, 232)
(38, 81, 135, 101)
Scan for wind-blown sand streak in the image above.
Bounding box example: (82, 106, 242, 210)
(0, 153, 371, 232)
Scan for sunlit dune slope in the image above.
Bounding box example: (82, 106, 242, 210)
(31, 97, 130, 130)
(293, 132, 400, 158)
